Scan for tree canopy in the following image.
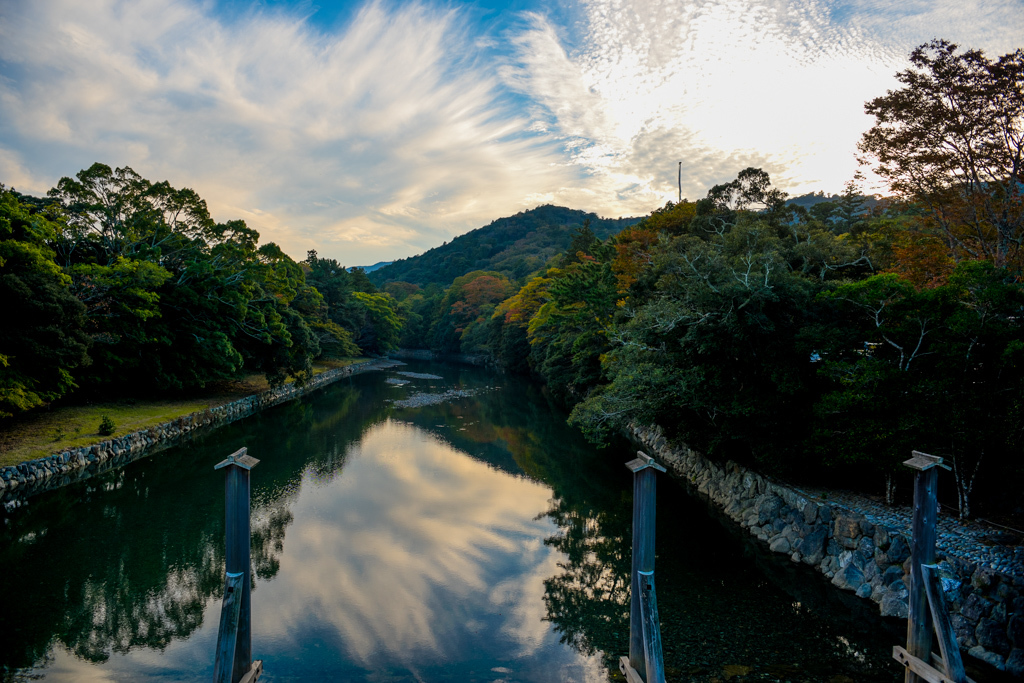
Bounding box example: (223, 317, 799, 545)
(0, 165, 398, 416)
(860, 39, 1024, 271)
(0, 186, 89, 417)
(367, 206, 640, 288)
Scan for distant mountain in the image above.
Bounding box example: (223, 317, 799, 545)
(788, 191, 880, 211)
(351, 261, 393, 273)
(368, 205, 641, 288)
(788, 191, 840, 208)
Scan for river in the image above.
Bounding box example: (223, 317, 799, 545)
(0, 360, 904, 682)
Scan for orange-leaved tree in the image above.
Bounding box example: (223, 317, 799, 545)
(860, 40, 1024, 272)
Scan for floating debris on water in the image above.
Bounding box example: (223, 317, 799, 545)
(394, 371, 444, 380)
(391, 389, 477, 408)
(385, 378, 409, 386)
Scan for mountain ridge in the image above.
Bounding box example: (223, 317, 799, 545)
(367, 204, 642, 288)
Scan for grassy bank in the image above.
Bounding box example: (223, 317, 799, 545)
(0, 359, 368, 468)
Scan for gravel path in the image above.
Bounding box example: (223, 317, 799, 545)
(791, 484, 1024, 578)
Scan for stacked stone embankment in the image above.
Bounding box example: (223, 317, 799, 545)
(0, 360, 389, 503)
(631, 424, 1024, 676)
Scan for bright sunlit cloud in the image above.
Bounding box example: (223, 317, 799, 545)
(511, 0, 1024, 202)
(0, 0, 1021, 264)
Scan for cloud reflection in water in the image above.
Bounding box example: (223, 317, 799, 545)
(251, 418, 604, 681)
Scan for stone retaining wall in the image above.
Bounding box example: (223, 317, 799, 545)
(631, 424, 1024, 676)
(0, 360, 386, 504)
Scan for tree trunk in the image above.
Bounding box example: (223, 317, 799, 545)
(951, 451, 982, 520)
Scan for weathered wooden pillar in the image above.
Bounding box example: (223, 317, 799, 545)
(903, 451, 940, 683)
(214, 447, 259, 683)
(213, 572, 244, 683)
(627, 451, 666, 682)
(638, 570, 666, 683)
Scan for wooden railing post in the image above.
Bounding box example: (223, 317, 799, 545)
(214, 447, 260, 683)
(904, 451, 939, 683)
(638, 570, 666, 683)
(894, 450, 972, 683)
(922, 564, 967, 682)
(626, 451, 666, 682)
(212, 572, 244, 683)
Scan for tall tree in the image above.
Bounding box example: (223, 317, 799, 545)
(860, 40, 1024, 269)
(47, 164, 325, 391)
(0, 187, 90, 416)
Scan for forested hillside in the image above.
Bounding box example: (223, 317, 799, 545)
(367, 205, 640, 287)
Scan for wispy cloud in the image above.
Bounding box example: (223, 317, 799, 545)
(0, 0, 574, 264)
(1, 0, 1021, 264)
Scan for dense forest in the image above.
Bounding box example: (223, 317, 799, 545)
(2, 40, 1022, 516)
(0, 163, 404, 413)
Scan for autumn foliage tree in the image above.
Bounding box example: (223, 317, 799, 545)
(431, 271, 515, 353)
(860, 40, 1024, 271)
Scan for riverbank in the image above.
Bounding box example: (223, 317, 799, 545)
(631, 424, 1024, 676)
(0, 358, 397, 504)
(0, 359, 367, 468)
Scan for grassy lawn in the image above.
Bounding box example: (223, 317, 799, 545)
(0, 358, 369, 469)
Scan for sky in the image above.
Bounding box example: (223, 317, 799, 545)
(1, 0, 1022, 266)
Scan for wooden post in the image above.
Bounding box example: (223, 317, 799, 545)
(212, 572, 244, 683)
(893, 451, 973, 683)
(214, 447, 259, 683)
(922, 564, 966, 682)
(638, 570, 666, 683)
(238, 661, 263, 683)
(903, 451, 941, 683)
(626, 451, 666, 681)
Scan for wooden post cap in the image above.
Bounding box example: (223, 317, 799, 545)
(214, 447, 260, 471)
(903, 451, 948, 472)
(626, 451, 667, 473)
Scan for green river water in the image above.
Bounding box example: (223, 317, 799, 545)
(0, 360, 905, 682)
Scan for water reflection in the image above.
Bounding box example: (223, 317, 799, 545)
(536, 463, 905, 682)
(1, 366, 611, 682)
(255, 421, 572, 671)
(0, 464, 225, 671)
(0, 361, 908, 682)
(542, 498, 631, 658)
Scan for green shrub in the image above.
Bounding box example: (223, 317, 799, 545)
(98, 415, 116, 436)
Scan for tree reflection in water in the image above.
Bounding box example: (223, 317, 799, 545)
(542, 501, 630, 658)
(0, 383, 374, 672)
(537, 467, 904, 682)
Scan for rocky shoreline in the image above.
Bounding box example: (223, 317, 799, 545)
(631, 424, 1024, 676)
(0, 359, 393, 505)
